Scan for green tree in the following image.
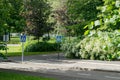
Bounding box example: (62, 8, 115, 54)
(84, 0, 120, 33)
(25, 0, 51, 42)
(97, 0, 120, 31)
(66, 0, 103, 36)
(0, 0, 25, 38)
(0, 0, 10, 35)
(7, 0, 26, 33)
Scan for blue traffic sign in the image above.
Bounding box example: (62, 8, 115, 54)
(20, 35, 26, 42)
(56, 36, 62, 42)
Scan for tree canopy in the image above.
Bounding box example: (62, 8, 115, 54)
(84, 0, 120, 35)
(25, 0, 51, 41)
(66, 0, 103, 36)
(0, 0, 25, 35)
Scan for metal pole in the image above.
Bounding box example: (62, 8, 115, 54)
(22, 42, 24, 63)
(58, 42, 60, 60)
(5, 42, 7, 56)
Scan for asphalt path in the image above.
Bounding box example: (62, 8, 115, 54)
(8, 53, 66, 61)
(6, 53, 120, 80)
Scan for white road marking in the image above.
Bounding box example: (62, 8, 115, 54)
(105, 76, 120, 80)
(77, 73, 91, 76)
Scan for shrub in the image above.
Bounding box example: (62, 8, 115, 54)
(61, 38, 80, 58)
(77, 30, 120, 60)
(0, 44, 7, 50)
(24, 41, 60, 52)
(61, 30, 120, 61)
(0, 43, 8, 59)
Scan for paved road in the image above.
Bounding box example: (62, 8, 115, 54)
(5, 53, 120, 80)
(8, 53, 66, 61)
(0, 68, 120, 80)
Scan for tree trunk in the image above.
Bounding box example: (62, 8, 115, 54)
(9, 32, 11, 41)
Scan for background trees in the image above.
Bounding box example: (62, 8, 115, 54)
(7, 0, 25, 33)
(0, 0, 25, 41)
(66, 0, 103, 36)
(0, 0, 10, 35)
(0, 0, 25, 33)
(25, 0, 51, 42)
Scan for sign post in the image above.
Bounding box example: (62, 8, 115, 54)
(20, 34, 26, 63)
(3, 34, 9, 56)
(56, 35, 62, 59)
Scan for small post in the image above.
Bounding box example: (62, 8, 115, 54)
(5, 43, 7, 56)
(56, 35, 62, 60)
(58, 43, 60, 60)
(22, 42, 24, 63)
(20, 33, 26, 63)
(3, 33, 9, 56)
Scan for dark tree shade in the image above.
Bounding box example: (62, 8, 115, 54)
(25, 0, 51, 42)
(66, 0, 103, 36)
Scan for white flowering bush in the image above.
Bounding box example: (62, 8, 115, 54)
(61, 38, 80, 58)
(77, 30, 120, 60)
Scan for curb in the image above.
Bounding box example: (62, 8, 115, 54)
(69, 67, 120, 73)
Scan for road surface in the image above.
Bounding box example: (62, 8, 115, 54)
(6, 54, 120, 80)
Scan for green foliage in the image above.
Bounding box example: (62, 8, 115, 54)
(0, 43, 8, 59)
(61, 30, 120, 60)
(7, 0, 26, 32)
(25, 0, 52, 41)
(67, 0, 103, 21)
(0, 53, 7, 59)
(66, 22, 89, 36)
(97, 0, 120, 31)
(77, 30, 120, 60)
(66, 0, 103, 36)
(0, 0, 10, 34)
(61, 38, 80, 58)
(0, 0, 25, 35)
(0, 44, 7, 51)
(24, 41, 59, 52)
(42, 36, 50, 41)
(85, 0, 120, 33)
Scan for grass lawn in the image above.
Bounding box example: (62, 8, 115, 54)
(0, 71, 56, 80)
(0, 46, 59, 57)
(0, 37, 59, 57)
(8, 37, 20, 44)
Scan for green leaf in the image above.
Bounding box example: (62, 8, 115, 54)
(84, 30, 90, 35)
(84, 25, 88, 29)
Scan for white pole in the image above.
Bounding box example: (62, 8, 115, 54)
(22, 42, 24, 63)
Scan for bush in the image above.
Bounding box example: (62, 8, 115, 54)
(61, 38, 80, 58)
(0, 43, 7, 50)
(0, 43, 8, 59)
(61, 30, 120, 61)
(24, 41, 60, 52)
(77, 30, 120, 60)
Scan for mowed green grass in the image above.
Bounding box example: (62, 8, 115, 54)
(0, 46, 58, 57)
(0, 71, 56, 80)
(8, 37, 20, 44)
(0, 36, 58, 57)
(7, 46, 21, 53)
